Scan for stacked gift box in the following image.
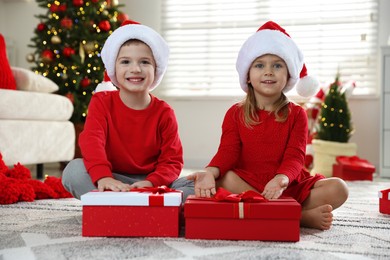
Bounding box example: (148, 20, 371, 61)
(379, 189, 390, 215)
(332, 156, 375, 181)
(81, 187, 182, 237)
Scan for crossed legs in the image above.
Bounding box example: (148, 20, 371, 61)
(300, 177, 348, 230)
(217, 171, 349, 230)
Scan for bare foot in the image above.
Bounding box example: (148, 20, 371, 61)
(301, 204, 333, 230)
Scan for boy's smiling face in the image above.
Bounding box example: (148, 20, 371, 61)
(115, 40, 156, 95)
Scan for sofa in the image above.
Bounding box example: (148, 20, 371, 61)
(0, 66, 75, 178)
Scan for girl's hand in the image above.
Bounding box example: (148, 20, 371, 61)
(187, 168, 219, 198)
(129, 180, 153, 189)
(261, 174, 289, 199)
(97, 177, 132, 192)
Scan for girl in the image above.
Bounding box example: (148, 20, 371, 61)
(187, 21, 348, 230)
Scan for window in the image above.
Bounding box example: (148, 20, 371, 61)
(160, 0, 378, 98)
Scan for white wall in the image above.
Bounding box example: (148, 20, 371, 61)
(1, 0, 389, 174)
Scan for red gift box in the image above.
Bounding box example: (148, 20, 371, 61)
(379, 189, 390, 215)
(81, 187, 182, 237)
(332, 156, 375, 181)
(184, 189, 301, 241)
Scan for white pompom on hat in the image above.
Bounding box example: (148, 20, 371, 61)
(101, 20, 169, 91)
(236, 21, 319, 97)
(95, 70, 117, 93)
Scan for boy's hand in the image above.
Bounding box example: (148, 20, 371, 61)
(129, 180, 153, 189)
(261, 174, 289, 199)
(187, 168, 219, 198)
(97, 177, 131, 192)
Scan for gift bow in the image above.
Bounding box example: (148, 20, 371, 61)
(129, 186, 181, 206)
(213, 187, 267, 203)
(130, 185, 178, 194)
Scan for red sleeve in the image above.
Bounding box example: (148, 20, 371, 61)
(79, 93, 113, 184)
(277, 105, 308, 182)
(145, 107, 183, 186)
(207, 105, 241, 177)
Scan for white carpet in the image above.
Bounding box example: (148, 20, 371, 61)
(1, 179, 389, 260)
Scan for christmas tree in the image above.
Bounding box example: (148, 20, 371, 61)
(316, 74, 353, 143)
(28, 0, 127, 123)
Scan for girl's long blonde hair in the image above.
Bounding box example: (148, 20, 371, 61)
(240, 83, 290, 128)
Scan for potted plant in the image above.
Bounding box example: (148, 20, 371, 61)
(310, 74, 357, 177)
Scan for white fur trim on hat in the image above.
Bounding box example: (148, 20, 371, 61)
(236, 21, 319, 97)
(101, 22, 169, 91)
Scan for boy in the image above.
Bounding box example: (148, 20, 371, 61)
(62, 20, 194, 200)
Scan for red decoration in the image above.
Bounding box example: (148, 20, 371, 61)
(49, 4, 59, 13)
(65, 92, 74, 103)
(60, 17, 73, 29)
(0, 153, 73, 205)
(80, 77, 91, 88)
(63, 47, 75, 57)
(59, 4, 67, 12)
(91, 0, 100, 3)
(117, 13, 129, 24)
(41, 49, 54, 63)
(44, 176, 73, 198)
(37, 23, 46, 32)
(73, 0, 84, 7)
(98, 20, 111, 32)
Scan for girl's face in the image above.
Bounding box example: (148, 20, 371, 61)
(248, 54, 288, 100)
(115, 41, 156, 95)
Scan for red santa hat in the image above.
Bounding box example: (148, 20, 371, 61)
(94, 70, 117, 93)
(100, 20, 169, 91)
(236, 21, 319, 97)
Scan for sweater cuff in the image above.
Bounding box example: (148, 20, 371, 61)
(88, 165, 113, 185)
(145, 174, 164, 187)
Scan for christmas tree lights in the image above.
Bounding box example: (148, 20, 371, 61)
(28, 0, 127, 123)
(316, 74, 353, 143)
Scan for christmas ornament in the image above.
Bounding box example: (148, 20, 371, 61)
(73, 0, 84, 7)
(51, 35, 61, 44)
(65, 92, 74, 103)
(80, 77, 91, 88)
(91, 0, 99, 3)
(41, 50, 54, 63)
(83, 41, 95, 53)
(59, 4, 67, 12)
(26, 53, 35, 63)
(98, 20, 111, 31)
(60, 17, 73, 29)
(49, 4, 59, 13)
(117, 13, 129, 24)
(79, 42, 85, 63)
(63, 47, 75, 57)
(37, 23, 46, 32)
